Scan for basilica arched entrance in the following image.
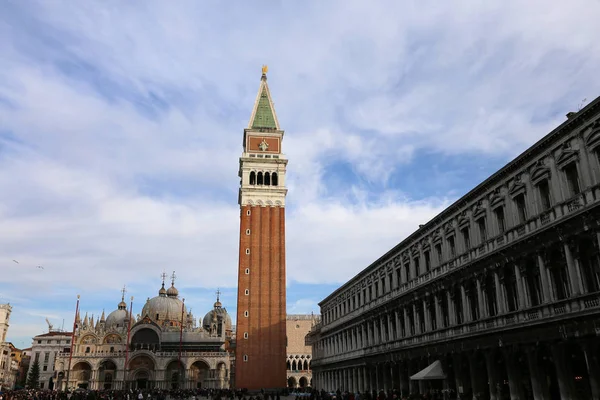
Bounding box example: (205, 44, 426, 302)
(299, 376, 308, 388)
(128, 355, 156, 390)
(190, 360, 210, 389)
(166, 360, 185, 389)
(73, 362, 92, 389)
(98, 360, 117, 390)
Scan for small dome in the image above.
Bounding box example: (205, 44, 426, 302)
(166, 284, 179, 297)
(203, 305, 232, 332)
(159, 284, 167, 297)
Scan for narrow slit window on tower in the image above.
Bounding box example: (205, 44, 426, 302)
(244, 289, 249, 295)
(247, 210, 251, 216)
(245, 248, 250, 255)
(272, 172, 278, 186)
(257, 172, 264, 185)
(249, 171, 256, 185)
(246, 229, 251, 235)
(243, 332, 248, 339)
(245, 268, 250, 274)
(243, 355, 248, 362)
(244, 311, 249, 317)
(265, 172, 271, 185)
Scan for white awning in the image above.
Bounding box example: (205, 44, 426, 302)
(409, 360, 446, 380)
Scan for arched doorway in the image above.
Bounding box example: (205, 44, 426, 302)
(299, 376, 308, 388)
(73, 362, 92, 389)
(166, 360, 185, 389)
(190, 360, 210, 389)
(99, 360, 117, 390)
(131, 328, 160, 351)
(128, 355, 156, 390)
(288, 376, 297, 388)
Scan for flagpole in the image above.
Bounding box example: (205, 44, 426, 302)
(65, 294, 80, 392)
(178, 298, 185, 388)
(124, 296, 134, 390)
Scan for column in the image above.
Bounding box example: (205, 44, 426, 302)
(483, 351, 500, 400)
(476, 278, 486, 318)
(413, 303, 420, 334)
(362, 366, 368, 392)
(394, 309, 402, 338)
(390, 364, 395, 390)
(434, 294, 443, 329)
(536, 253, 551, 303)
(493, 271, 505, 314)
(447, 291, 456, 325)
(460, 284, 470, 322)
(525, 348, 550, 400)
(551, 344, 577, 400)
(503, 349, 526, 400)
(564, 242, 581, 295)
(469, 353, 487, 398)
(387, 313, 393, 341)
(423, 299, 431, 331)
(513, 264, 527, 309)
(582, 341, 600, 400)
(403, 308, 411, 336)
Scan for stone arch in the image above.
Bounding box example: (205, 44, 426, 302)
(103, 334, 122, 344)
(272, 172, 278, 186)
(257, 172, 264, 185)
(303, 360, 308, 370)
(166, 359, 185, 389)
(288, 376, 297, 388)
(190, 360, 210, 389)
(131, 327, 160, 351)
(286, 360, 291, 370)
(73, 361, 93, 389)
(292, 359, 297, 371)
(249, 171, 256, 185)
(299, 376, 308, 388)
(264, 172, 271, 185)
(98, 359, 117, 390)
(128, 355, 156, 390)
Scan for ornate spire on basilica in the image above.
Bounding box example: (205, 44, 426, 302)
(100, 309, 106, 322)
(167, 270, 179, 297)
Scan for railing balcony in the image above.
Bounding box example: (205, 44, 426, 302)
(318, 185, 600, 335)
(313, 292, 600, 365)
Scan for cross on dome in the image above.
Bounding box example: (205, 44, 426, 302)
(216, 288, 221, 302)
(171, 271, 177, 286)
(121, 286, 126, 301)
(161, 271, 167, 284)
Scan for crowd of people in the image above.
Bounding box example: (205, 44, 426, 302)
(0, 388, 459, 400)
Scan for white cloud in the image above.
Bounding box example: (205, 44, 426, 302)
(1, 0, 599, 343)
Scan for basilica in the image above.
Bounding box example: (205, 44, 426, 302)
(54, 275, 233, 391)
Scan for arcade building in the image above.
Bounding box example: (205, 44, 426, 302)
(54, 275, 233, 391)
(308, 97, 600, 400)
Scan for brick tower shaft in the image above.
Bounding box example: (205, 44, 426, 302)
(235, 67, 288, 390)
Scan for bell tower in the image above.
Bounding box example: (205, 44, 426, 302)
(235, 66, 288, 390)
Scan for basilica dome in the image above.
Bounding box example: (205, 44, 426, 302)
(142, 283, 187, 323)
(203, 298, 232, 331)
(106, 299, 129, 328)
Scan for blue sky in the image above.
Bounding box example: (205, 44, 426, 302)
(1, 0, 600, 348)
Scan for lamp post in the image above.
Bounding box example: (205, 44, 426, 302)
(65, 294, 80, 391)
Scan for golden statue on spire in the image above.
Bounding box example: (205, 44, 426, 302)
(262, 65, 268, 75)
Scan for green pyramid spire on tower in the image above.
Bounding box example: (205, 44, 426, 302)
(249, 66, 279, 130)
(251, 87, 277, 129)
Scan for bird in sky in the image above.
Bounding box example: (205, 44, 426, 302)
(37, 266, 44, 270)
(12, 260, 18, 264)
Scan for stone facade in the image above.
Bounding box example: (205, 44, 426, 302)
(235, 69, 288, 390)
(286, 315, 319, 389)
(308, 97, 600, 399)
(0, 304, 14, 390)
(29, 331, 73, 390)
(53, 280, 232, 391)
